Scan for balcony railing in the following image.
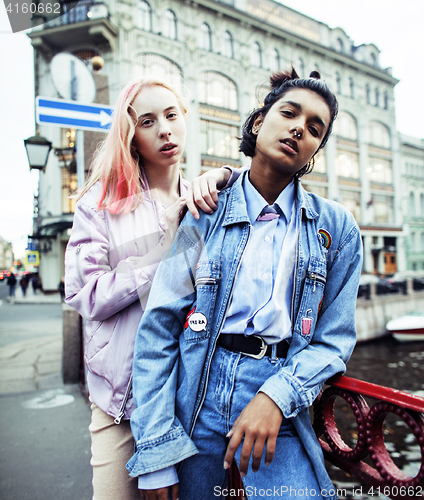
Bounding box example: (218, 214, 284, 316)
(228, 376, 424, 499)
(43, 0, 108, 28)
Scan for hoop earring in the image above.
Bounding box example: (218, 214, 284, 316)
(307, 155, 316, 171)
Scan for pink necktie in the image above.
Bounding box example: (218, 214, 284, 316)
(257, 206, 280, 221)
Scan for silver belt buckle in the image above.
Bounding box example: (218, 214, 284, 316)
(241, 335, 267, 360)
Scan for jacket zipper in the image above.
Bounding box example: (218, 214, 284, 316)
(195, 277, 217, 287)
(307, 272, 326, 292)
(290, 208, 302, 330)
(189, 224, 251, 438)
(75, 244, 84, 286)
(114, 374, 133, 424)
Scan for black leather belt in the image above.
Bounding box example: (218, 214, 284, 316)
(217, 334, 289, 359)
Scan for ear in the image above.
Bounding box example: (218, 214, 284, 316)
(252, 115, 263, 135)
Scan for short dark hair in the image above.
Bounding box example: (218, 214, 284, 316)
(240, 67, 338, 178)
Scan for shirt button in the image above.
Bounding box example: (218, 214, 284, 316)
(265, 236, 271, 242)
(262, 273, 269, 280)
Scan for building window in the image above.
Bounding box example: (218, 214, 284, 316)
(420, 193, 424, 216)
(369, 121, 391, 149)
(198, 72, 238, 110)
(384, 90, 389, 110)
(372, 195, 394, 223)
(349, 77, 354, 99)
(340, 190, 361, 222)
(138, 0, 152, 31)
(409, 192, 416, 217)
(334, 111, 357, 141)
(252, 84, 270, 109)
(271, 48, 280, 73)
(133, 54, 183, 90)
(335, 72, 342, 94)
(296, 57, 305, 78)
(375, 87, 380, 107)
(201, 23, 212, 51)
(421, 232, 424, 252)
(200, 120, 240, 160)
(252, 42, 262, 68)
(336, 151, 359, 179)
(370, 52, 377, 66)
(367, 158, 392, 184)
(223, 31, 234, 58)
(366, 84, 370, 104)
(410, 232, 416, 252)
(164, 9, 177, 40)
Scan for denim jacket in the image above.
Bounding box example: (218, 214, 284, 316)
(127, 171, 363, 500)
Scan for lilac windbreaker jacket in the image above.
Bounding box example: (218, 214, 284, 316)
(65, 176, 189, 422)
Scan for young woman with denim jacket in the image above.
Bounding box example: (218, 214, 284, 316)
(127, 69, 363, 500)
(64, 76, 234, 500)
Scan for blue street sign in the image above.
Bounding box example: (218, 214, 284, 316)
(36, 96, 114, 132)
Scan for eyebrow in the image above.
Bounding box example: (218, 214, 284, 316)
(137, 105, 177, 120)
(281, 100, 327, 131)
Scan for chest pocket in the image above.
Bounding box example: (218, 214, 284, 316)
(183, 260, 221, 343)
(295, 256, 327, 339)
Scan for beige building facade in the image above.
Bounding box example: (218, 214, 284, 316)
(28, 0, 410, 289)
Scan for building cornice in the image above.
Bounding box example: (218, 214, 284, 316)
(187, 0, 399, 85)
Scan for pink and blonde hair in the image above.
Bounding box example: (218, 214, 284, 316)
(78, 76, 189, 214)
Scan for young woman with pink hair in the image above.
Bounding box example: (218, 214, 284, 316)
(64, 76, 234, 500)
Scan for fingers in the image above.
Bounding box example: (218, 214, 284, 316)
(165, 198, 186, 227)
(251, 437, 267, 473)
(192, 179, 217, 214)
(224, 393, 283, 476)
(186, 175, 220, 218)
(170, 482, 179, 500)
(223, 425, 244, 472)
(264, 434, 277, 467)
(185, 184, 199, 220)
(237, 433, 255, 477)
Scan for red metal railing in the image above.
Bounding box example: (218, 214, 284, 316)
(228, 376, 424, 499)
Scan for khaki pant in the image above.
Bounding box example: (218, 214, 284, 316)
(89, 400, 140, 500)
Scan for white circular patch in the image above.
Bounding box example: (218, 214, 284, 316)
(22, 389, 75, 409)
(188, 312, 208, 332)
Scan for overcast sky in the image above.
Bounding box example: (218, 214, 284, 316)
(0, 0, 423, 259)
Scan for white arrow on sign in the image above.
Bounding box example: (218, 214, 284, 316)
(36, 96, 114, 133)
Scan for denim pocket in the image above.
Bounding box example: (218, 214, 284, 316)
(295, 256, 327, 339)
(183, 259, 220, 343)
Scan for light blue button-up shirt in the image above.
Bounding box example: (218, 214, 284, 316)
(221, 173, 295, 343)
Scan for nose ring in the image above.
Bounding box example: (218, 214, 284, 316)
(293, 129, 302, 138)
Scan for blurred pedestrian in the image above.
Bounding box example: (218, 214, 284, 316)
(20, 275, 29, 297)
(7, 272, 17, 297)
(58, 277, 65, 302)
(64, 75, 235, 500)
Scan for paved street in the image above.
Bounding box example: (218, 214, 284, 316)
(0, 282, 93, 500)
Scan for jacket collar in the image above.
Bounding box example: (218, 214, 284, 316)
(223, 169, 318, 226)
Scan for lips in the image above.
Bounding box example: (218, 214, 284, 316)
(160, 142, 177, 152)
(280, 138, 298, 154)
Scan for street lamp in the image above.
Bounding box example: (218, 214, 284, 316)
(24, 135, 53, 171)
